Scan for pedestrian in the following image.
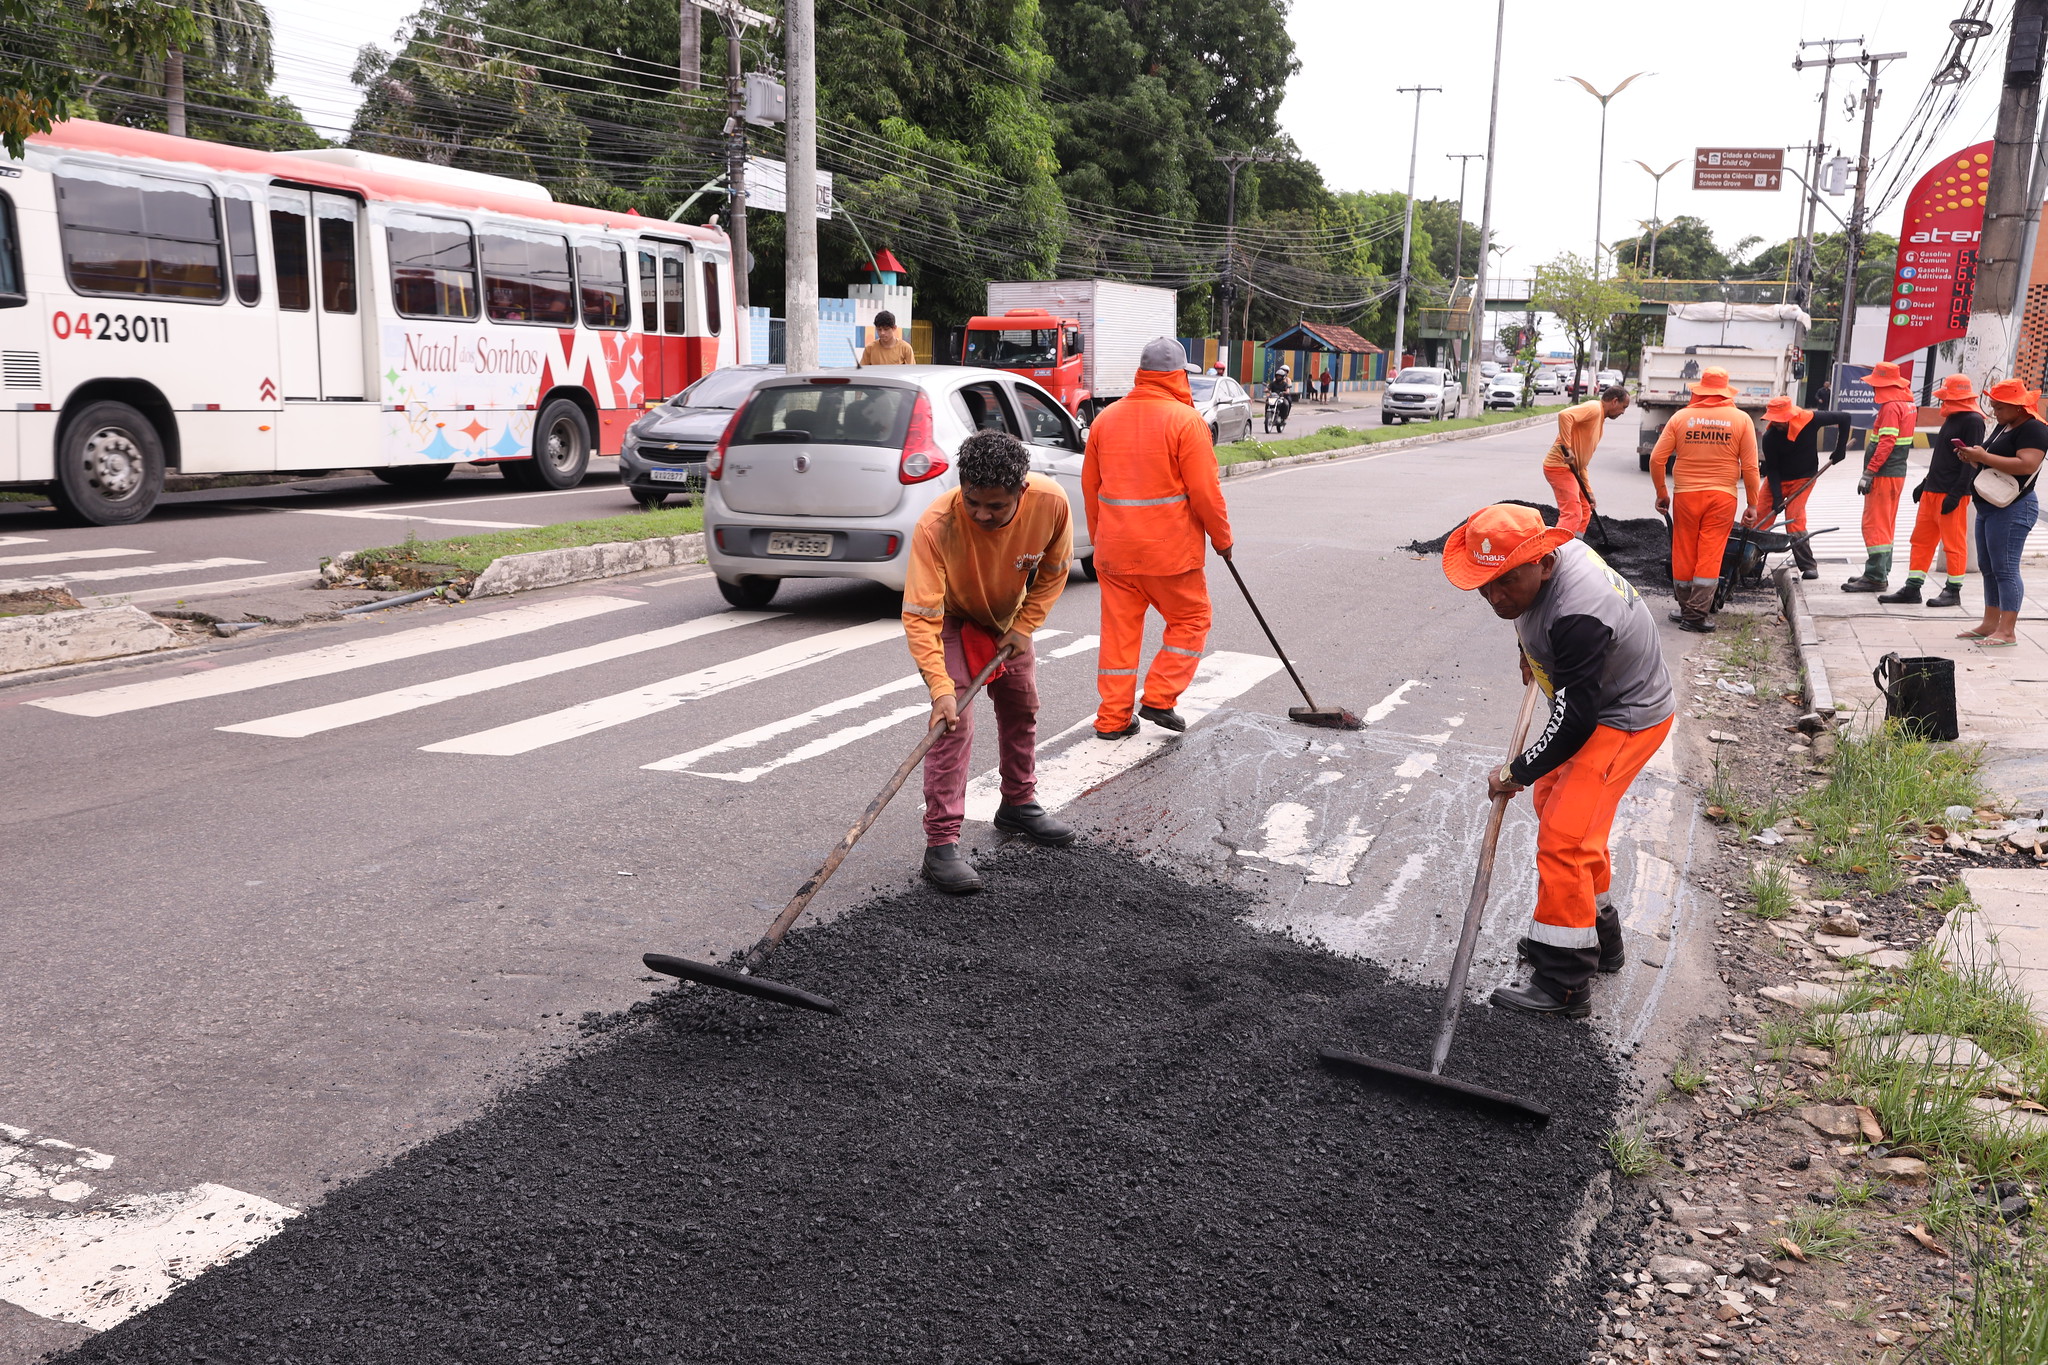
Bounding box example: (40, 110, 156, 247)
(1842, 359, 1917, 593)
(1441, 503, 1676, 1017)
(902, 430, 1077, 893)
(1320, 369, 1334, 404)
(1954, 378, 2045, 647)
(1880, 374, 1982, 607)
(1542, 386, 1631, 537)
(860, 309, 916, 366)
(1757, 394, 1853, 581)
(1815, 378, 1834, 409)
(1648, 366, 1762, 632)
(1081, 336, 1233, 739)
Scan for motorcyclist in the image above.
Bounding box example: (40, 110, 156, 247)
(1265, 364, 1294, 430)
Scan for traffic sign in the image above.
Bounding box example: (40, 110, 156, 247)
(1694, 148, 1783, 191)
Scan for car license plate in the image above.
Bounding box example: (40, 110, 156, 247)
(649, 466, 694, 483)
(766, 531, 833, 557)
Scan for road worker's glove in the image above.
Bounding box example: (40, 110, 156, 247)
(1856, 474, 1873, 496)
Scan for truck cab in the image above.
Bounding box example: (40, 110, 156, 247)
(961, 308, 1089, 416)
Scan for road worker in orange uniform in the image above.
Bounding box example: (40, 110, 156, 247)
(1649, 366, 1762, 633)
(1878, 374, 1982, 607)
(1542, 386, 1632, 536)
(1082, 337, 1234, 738)
(1843, 359, 1918, 593)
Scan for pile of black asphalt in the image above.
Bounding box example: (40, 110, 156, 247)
(63, 842, 1626, 1365)
(1405, 500, 1675, 593)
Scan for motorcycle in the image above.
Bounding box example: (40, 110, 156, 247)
(1263, 385, 1293, 434)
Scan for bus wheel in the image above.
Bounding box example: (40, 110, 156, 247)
(51, 401, 165, 526)
(524, 400, 592, 489)
(374, 464, 455, 488)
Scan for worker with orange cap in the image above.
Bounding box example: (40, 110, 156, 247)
(1843, 360, 1918, 592)
(1758, 394, 1853, 579)
(1879, 374, 1983, 607)
(1082, 337, 1233, 738)
(1542, 386, 1633, 536)
(1649, 366, 1763, 632)
(1442, 503, 1675, 1017)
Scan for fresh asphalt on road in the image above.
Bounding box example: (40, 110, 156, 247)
(0, 412, 1720, 1358)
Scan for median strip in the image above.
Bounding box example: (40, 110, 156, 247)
(326, 506, 706, 598)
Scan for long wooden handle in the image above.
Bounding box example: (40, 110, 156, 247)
(744, 646, 1014, 968)
(1429, 679, 1542, 1076)
(1222, 556, 1320, 711)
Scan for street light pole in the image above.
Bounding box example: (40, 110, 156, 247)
(1565, 72, 1648, 279)
(1391, 85, 1441, 372)
(1629, 158, 1683, 275)
(1458, 0, 1506, 418)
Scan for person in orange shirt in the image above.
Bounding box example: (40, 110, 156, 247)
(1649, 366, 1762, 633)
(1543, 386, 1632, 535)
(902, 430, 1076, 894)
(1082, 337, 1234, 738)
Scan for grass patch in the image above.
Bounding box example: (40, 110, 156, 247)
(1605, 1124, 1667, 1178)
(1783, 1206, 1863, 1260)
(1669, 1058, 1709, 1095)
(1216, 404, 1565, 466)
(1719, 611, 1772, 679)
(347, 506, 704, 580)
(0, 490, 50, 504)
(1706, 756, 1785, 837)
(1747, 861, 1796, 919)
(1929, 881, 1974, 914)
(1795, 720, 1986, 895)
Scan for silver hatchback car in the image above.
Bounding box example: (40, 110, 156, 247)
(704, 367, 1098, 607)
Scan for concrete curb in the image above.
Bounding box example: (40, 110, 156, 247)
(1773, 563, 1836, 717)
(0, 605, 182, 676)
(465, 532, 707, 598)
(1216, 408, 1560, 481)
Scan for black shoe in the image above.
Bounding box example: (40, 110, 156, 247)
(1518, 937, 1625, 974)
(1801, 569, 1820, 580)
(921, 843, 983, 894)
(1490, 981, 1592, 1018)
(1667, 610, 1685, 624)
(1094, 719, 1140, 740)
(1138, 705, 1186, 732)
(1927, 584, 1963, 609)
(992, 802, 1076, 847)
(1675, 617, 1716, 634)
(1877, 580, 1923, 604)
(1841, 576, 1884, 593)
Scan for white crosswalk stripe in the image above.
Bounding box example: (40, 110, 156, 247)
(31, 596, 640, 717)
(0, 558, 263, 594)
(0, 536, 48, 547)
(0, 547, 148, 568)
(234, 506, 541, 530)
(220, 610, 780, 737)
(422, 620, 904, 756)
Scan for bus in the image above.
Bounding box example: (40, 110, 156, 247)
(0, 121, 738, 525)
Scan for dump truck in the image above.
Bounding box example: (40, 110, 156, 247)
(965, 280, 1179, 418)
(1635, 303, 1810, 470)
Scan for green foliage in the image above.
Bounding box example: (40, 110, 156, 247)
(1668, 1058, 1708, 1095)
(1782, 1206, 1862, 1261)
(1795, 721, 1985, 895)
(1529, 252, 1637, 395)
(1608, 216, 1732, 281)
(1605, 1124, 1665, 1179)
(1746, 862, 1795, 920)
(0, 0, 213, 156)
(1747, 229, 1901, 321)
(353, 505, 704, 577)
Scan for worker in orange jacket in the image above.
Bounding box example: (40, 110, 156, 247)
(1082, 337, 1234, 738)
(1649, 366, 1762, 633)
(1843, 360, 1918, 592)
(1543, 386, 1632, 536)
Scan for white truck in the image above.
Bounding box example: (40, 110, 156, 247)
(973, 280, 1179, 418)
(1636, 303, 1810, 469)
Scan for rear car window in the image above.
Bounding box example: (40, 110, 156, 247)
(736, 384, 915, 447)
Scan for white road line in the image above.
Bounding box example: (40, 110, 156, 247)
(0, 558, 263, 593)
(79, 569, 319, 608)
(0, 536, 48, 546)
(965, 650, 1285, 820)
(371, 485, 623, 512)
(641, 572, 714, 587)
(423, 619, 904, 756)
(30, 596, 639, 718)
(238, 506, 540, 530)
(221, 610, 777, 737)
(1363, 679, 1421, 724)
(0, 547, 148, 568)
(1047, 633, 1101, 658)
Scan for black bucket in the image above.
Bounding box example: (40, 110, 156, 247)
(1872, 652, 1959, 742)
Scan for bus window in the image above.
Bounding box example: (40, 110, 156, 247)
(387, 213, 478, 319)
(316, 200, 357, 314)
(270, 203, 311, 311)
(637, 247, 657, 331)
(0, 193, 22, 308)
(701, 259, 722, 337)
(576, 241, 628, 329)
(661, 244, 685, 334)
(55, 169, 225, 301)
(480, 228, 573, 325)
(224, 194, 259, 305)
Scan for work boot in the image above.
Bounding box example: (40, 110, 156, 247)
(1801, 569, 1820, 580)
(921, 843, 983, 894)
(1927, 582, 1964, 609)
(1676, 616, 1716, 634)
(1878, 579, 1923, 604)
(1490, 981, 1591, 1019)
(1595, 899, 1626, 974)
(1138, 705, 1186, 732)
(992, 802, 1076, 847)
(1094, 719, 1140, 740)
(1840, 575, 1885, 593)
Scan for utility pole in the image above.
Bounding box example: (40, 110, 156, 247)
(690, 0, 773, 315)
(1791, 37, 1862, 313)
(1833, 50, 1906, 375)
(1460, 0, 1506, 417)
(1212, 150, 1276, 378)
(1965, 0, 2048, 386)
(1391, 85, 1440, 372)
(1446, 154, 1483, 278)
(783, 0, 817, 371)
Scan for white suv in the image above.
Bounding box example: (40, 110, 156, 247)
(1380, 367, 1462, 424)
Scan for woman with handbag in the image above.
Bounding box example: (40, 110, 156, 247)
(1954, 377, 2045, 647)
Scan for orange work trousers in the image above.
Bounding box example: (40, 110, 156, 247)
(1670, 489, 1737, 590)
(1096, 567, 1211, 729)
(1906, 491, 1969, 580)
(1525, 715, 1674, 998)
(1543, 464, 1591, 536)
(1860, 474, 1905, 554)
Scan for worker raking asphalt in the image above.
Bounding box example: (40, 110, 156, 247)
(1406, 500, 1675, 593)
(63, 843, 1626, 1365)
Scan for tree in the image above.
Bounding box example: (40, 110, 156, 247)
(1530, 252, 1637, 394)
(0, 0, 199, 156)
(83, 0, 323, 151)
(1606, 215, 1730, 280)
(1746, 230, 1899, 326)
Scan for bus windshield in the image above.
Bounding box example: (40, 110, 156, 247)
(963, 327, 1058, 368)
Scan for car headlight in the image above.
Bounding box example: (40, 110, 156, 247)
(621, 430, 643, 455)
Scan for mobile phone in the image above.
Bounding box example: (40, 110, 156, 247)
(1951, 438, 1965, 451)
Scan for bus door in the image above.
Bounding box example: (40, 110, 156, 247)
(269, 189, 363, 400)
(268, 190, 319, 400)
(638, 237, 694, 403)
(311, 194, 363, 399)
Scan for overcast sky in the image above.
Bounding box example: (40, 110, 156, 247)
(267, 0, 2007, 285)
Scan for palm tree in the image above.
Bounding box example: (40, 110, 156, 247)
(156, 0, 275, 136)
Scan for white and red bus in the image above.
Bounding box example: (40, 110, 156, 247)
(0, 121, 738, 524)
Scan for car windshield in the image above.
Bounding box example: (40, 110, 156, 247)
(1187, 375, 1219, 401)
(1394, 368, 1441, 384)
(672, 368, 769, 409)
(734, 382, 915, 447)
(963, 327, 1058, 368)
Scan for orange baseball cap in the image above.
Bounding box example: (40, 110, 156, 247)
(1932, 373, 1977, 404)
(1867, 360, 1912, 398)
(1442, 503, 1577, 590)
(1986, 377, 2042, 416)
(1688, 367, 1737, 399)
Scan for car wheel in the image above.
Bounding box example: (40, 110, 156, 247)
(635, 490, 668, 511)
(1077, 554, 1098, 583)
(518, 399, 592, 490)
(50, 401, 166, 526)
(717, 575, 780, 609)
(1209, 422, 1221, 446)
(1639, 449, 1651, 472)
(373, 464, 455, 488)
